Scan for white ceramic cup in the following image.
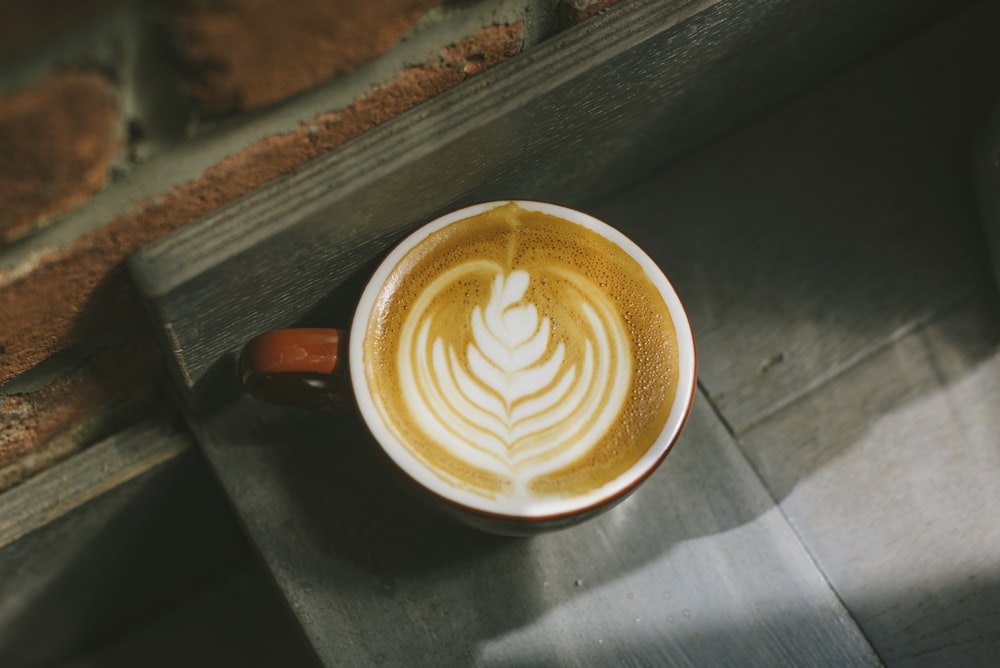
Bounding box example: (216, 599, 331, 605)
(241, 201, 696, 534)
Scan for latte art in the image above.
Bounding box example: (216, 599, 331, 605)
(400, 268, 632, 493)
(362, 203, 679, 503)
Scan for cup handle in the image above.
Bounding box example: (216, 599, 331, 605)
(239, 328, 349, 410)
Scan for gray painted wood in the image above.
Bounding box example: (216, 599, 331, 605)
(0, 419, 251, 667)
(972, 93, 1000, 292)
(68, 561, 321, 668)
(738, 291, 1000, 666)
(189, 391, 878, 667)
(129, 0, 962, 412)
(122, 1, 1000, 665)
(591, 0, 1000, 433)
(0, 418, 187, 549)
(581, 4, 1000, 664)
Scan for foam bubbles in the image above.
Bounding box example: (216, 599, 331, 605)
(363, 203, 678, 501)
(394, 267, 633, 495)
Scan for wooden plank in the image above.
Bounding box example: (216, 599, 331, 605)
(69, 561, 321, 668)
(122, 2, 992, 665)
(737, 289, 1000, 665)
(129, 0, 963, 412)
(0, 418, 188, 549)
(971, 92, 1000, 291)
(190, 390, 879, 667)
(576, 4, 1000, 663)
(590, 0, 1000, 433)
(0, 419, 252, 667)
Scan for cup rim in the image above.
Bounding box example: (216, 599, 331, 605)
(350, 200, 697, 522)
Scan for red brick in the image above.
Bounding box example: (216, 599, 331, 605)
(0, 0, 122, 60)
(563, 0, 623, 24)
(169, 0, 446, 114)
(0, 23, 523, 387)
(0, 338, 159, 491)
(0, 72, 122, 244)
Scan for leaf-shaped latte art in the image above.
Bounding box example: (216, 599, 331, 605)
(398, 266, 632, 495)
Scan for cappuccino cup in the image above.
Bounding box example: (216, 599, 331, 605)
(240, 201, 696, 534)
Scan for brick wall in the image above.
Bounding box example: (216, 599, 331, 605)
(0, 0, 620, 490)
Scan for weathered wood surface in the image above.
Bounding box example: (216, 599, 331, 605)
(972, 91, 1000, 293)
(592, 2, 1000, 663)
(130, 0, 962, 412)
(126, 0, 1000, 665)
(0, 420, 250, 667)
(739, 291, 1000, 667)
(0, 419, 187, 549)
(69, 560, 321, 668)
(190, 391, 878, 666)
(593, 0, 1000, 434)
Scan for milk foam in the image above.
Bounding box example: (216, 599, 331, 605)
(357, 202, 684, 513)
(398, 268, 631, 494)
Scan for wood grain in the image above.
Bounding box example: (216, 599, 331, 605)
(586, 4, 1000, 663)
(592, 0, 1000, 433)
(738, 291, 1000, 665)
(124, 1, 997, 666)
(0, 419, 251, 667)
(189, 390, 878, 667)
(130, 0, 961, 412)
(0, 419, 189, 549)
(972, 91, 1000, 292)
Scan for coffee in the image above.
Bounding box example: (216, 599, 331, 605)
(360, 203, 679, 505)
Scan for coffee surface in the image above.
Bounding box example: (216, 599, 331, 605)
(363, 203, 678, 502)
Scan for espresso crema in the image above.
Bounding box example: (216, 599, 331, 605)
(362, 203, 678, 502)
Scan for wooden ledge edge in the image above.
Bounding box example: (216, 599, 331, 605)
(0, 417, 193, 549)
